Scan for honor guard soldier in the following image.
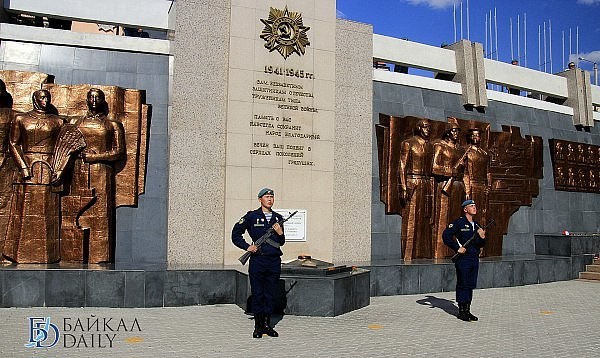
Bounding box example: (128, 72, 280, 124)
(232, 188, 285, 338)
(442, 199, 486, 322)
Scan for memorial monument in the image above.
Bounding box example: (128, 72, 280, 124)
(196, 0, 373, 266)
(0, 0, 598, 313)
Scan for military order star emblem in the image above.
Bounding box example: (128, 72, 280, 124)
(260, 6, 310, 59)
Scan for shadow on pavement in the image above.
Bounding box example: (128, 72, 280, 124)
(416, 295, 458, 317)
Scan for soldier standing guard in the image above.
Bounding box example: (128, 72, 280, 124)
(232, 188, 285, 338)
(442, 199, 486, 322)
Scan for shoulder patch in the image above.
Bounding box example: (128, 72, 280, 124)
(238, 218, 244, 224)
(448, 223, 453, 228)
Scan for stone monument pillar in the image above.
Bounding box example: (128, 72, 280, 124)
(169, 0, 372, 265)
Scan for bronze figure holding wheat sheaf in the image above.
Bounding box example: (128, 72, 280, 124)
(0, 70, 151, 264)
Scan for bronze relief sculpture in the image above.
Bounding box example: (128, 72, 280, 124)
(398, 119, 434, 260)
(61, 88, 125, 263)
(0, 70, 150, 264)
(0, 80, 14, 259)
(550, 138, 600, 193)
(3, 90, 65, 263)
(377, 114, 543, 260)
(431, 119, 464, 259)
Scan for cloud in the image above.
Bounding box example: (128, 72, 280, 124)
(404, 0, 457, 9)
(577, 0, 600, 5)
(336, 9, 346, 19)
(575, 50, 600, 64)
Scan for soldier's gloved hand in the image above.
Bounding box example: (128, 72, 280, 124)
(272, 223, 283, 236)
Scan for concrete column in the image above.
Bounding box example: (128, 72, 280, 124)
(333, 19, 373, 263)
(169, 0, 372, 265)
(471, 42, 488, 108)
(168, 0, 230, 265)
(445, 40, 487, 108)
(557, 69, 594, 127)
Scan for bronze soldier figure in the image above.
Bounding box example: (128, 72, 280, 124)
(398, 119, 434, 260)
(431, 120, 464, 259)
(463, 128, 491, 227)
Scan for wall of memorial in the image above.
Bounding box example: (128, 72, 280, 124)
(9, 0, 595, 266)
(372, 80, 600, 261)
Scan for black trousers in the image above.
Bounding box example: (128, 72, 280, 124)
(455, 257, 478, 304)
(249, 255, 281, 315)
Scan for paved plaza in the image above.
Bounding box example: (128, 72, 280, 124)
(1, 280, 599, 357)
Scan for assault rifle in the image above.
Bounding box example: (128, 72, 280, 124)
(451, 218, 495, 263)
(238, 210, 298, 265)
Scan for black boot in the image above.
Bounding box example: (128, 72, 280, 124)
(466, 304, 478, 321)
(253, 313, 263, 338)
(457, 303, 470, 321)
(262, 314, 279, 337)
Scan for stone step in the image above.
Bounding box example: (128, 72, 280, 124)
(586, 265, 600, 273)
(579, 271, 600, 280)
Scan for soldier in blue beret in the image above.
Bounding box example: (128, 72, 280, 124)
(442, 199, 486, 321)
(232, 188, 285, 338)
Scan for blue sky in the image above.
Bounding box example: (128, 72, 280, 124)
(336, 0, 600, 74)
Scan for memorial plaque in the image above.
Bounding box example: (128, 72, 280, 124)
(274, 209, 306, 242)
(224, 1, 336, 264)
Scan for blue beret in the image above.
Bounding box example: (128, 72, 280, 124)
(258, 188, 274, 198)
(461, 199, 475, 207)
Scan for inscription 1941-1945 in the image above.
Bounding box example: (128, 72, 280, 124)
(264, 65, 314, 79)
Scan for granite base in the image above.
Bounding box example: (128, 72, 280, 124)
(0, 263, 370, 317)
(364, 254, 594, 297)
(1, 250, 592, 314)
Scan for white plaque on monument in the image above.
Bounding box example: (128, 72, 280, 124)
(276, 209, 307, 242)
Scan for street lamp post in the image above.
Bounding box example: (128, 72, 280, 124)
(578, 57, 599, 86)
